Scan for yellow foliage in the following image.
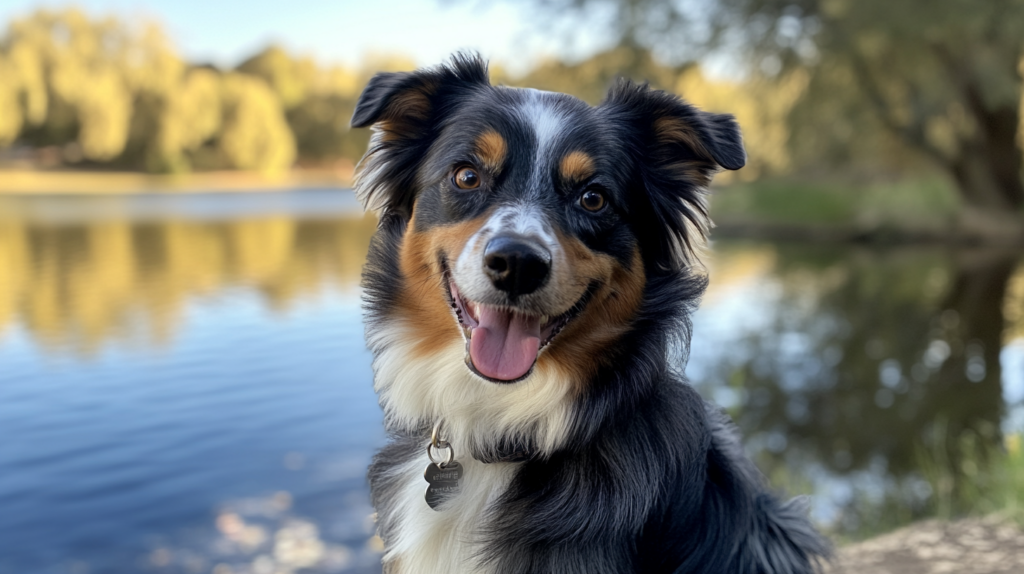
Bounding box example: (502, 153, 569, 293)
(237, 45, 317, 109)
(149, 68, 223, 171)
(72, 66, 133, 160)
(123, 23, 184, 95)
(314, 66, 364, 99)
(218, 73, 297, 173)
(4, 8, 156, 159)
(7, 42, 47, 124)
(0, 56, 23, 146)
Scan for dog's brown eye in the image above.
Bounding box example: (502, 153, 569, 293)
(453, 167, 481, 190)
(580, 189, 606, 212)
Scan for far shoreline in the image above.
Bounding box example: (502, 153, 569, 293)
(0, 168, 354, 195)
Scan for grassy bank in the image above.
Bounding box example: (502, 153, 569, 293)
(710, 177, 961, 242)
(0, 168, 353, 194)
(829, 431, 1024, 544)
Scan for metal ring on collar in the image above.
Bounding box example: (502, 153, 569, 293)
(431, 419, 448, 450)
(427, 442, 454, 468)
(428, 419, 453, 467)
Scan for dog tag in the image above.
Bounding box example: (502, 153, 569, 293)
(423, 461, 462, 510)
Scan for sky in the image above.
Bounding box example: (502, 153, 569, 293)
(0, 0, 609, 74)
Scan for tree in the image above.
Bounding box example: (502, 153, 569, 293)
(0, 9, 303, 173)
(506, 47, 806, 179)
(217, 73, 296, 173)
(530, 0, 1024, 239)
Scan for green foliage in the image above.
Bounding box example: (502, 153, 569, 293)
(287, 94, 365, 162)
(712, 177, 960, 229)
(531, 0, 1024, 217)
(712, 180, 862, 225)
(506, 46, 679, 103)
(917, 426, 1024, 529)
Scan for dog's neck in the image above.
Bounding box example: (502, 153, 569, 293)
(470, 435, 535, 463)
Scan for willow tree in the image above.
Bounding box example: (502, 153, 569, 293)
(0, 9, 300, 173)
(532, 0, 1024, 238)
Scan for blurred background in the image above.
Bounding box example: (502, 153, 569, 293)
(1, 1, 1024, 573)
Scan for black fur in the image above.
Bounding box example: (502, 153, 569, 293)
(351, 54, 491, 220)
(355, 54, 830, 574)
(602, 81, 746, 268)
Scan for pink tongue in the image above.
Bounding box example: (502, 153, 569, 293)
(469, 307, 541, 381)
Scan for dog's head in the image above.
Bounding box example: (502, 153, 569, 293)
(353, 55, 742, 452)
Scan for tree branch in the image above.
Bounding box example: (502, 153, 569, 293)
(845, 48, 950, 166)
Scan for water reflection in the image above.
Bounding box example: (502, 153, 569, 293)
(694, 242, 1024, 538)
(2, 194, 1024, 574)
(0, 213, 376, 353)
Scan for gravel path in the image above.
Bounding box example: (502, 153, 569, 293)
(828, 517, 1024, 574)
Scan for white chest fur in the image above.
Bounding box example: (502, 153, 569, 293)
(384, 454, 518, 574)
(368, 325, 576, 573)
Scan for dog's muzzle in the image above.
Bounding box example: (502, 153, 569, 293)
(483, 235, 551, 300)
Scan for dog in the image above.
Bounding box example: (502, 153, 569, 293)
(350, 54, 829, 574)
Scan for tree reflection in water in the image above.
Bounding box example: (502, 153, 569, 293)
(3, 207, 1023, 544)
(0, 213, 376, 353)
(691, 242, 1024, 539)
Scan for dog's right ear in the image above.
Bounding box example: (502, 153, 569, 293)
(351, 54, 490, 218)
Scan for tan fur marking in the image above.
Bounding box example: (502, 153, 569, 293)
(396, 214, 491, 358)
(559, 151, 595, 182)
(539, 234, 646, 388)
(375, 84, 436, 142)
(654, 116, 712, 160)
(475, 129, 507, 172)
(666, 160, 713, 187)
(396, 218, 645, 392)
(389, 90, 432, 122)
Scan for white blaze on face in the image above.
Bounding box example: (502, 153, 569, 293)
(452, 90, 571, 308)
(447, 91, 585, 381)
(518, 89, 569, 194)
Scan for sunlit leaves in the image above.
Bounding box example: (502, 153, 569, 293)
(218, 74, 297, 173)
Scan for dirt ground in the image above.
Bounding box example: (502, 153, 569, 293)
(828, 517, 1024, 574)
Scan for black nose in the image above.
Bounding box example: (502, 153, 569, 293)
(483, 236, 551, 298)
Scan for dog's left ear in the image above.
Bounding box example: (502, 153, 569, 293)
(600, 80, 745, 268)
(351, 53, 490, 218)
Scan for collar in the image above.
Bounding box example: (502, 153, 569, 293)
(471, 437, 535, 464)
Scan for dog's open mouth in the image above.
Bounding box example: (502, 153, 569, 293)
(442, 264, 593, 384)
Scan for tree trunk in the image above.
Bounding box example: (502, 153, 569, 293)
(927, 248, 1018, 513)
(947, 102, 1024, 243)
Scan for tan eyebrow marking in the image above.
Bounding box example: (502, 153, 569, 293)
(474, 129, 507, 172)
(559, 150, 595, 182)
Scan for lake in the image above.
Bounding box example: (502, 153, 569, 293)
(1, 190, 1022, 574)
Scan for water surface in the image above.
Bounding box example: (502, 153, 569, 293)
(1, 191, 1022, 573)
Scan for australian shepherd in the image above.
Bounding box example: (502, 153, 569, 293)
(350, 54, 829, 574)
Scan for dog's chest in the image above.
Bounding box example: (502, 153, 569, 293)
(382, 454, 517, 574)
